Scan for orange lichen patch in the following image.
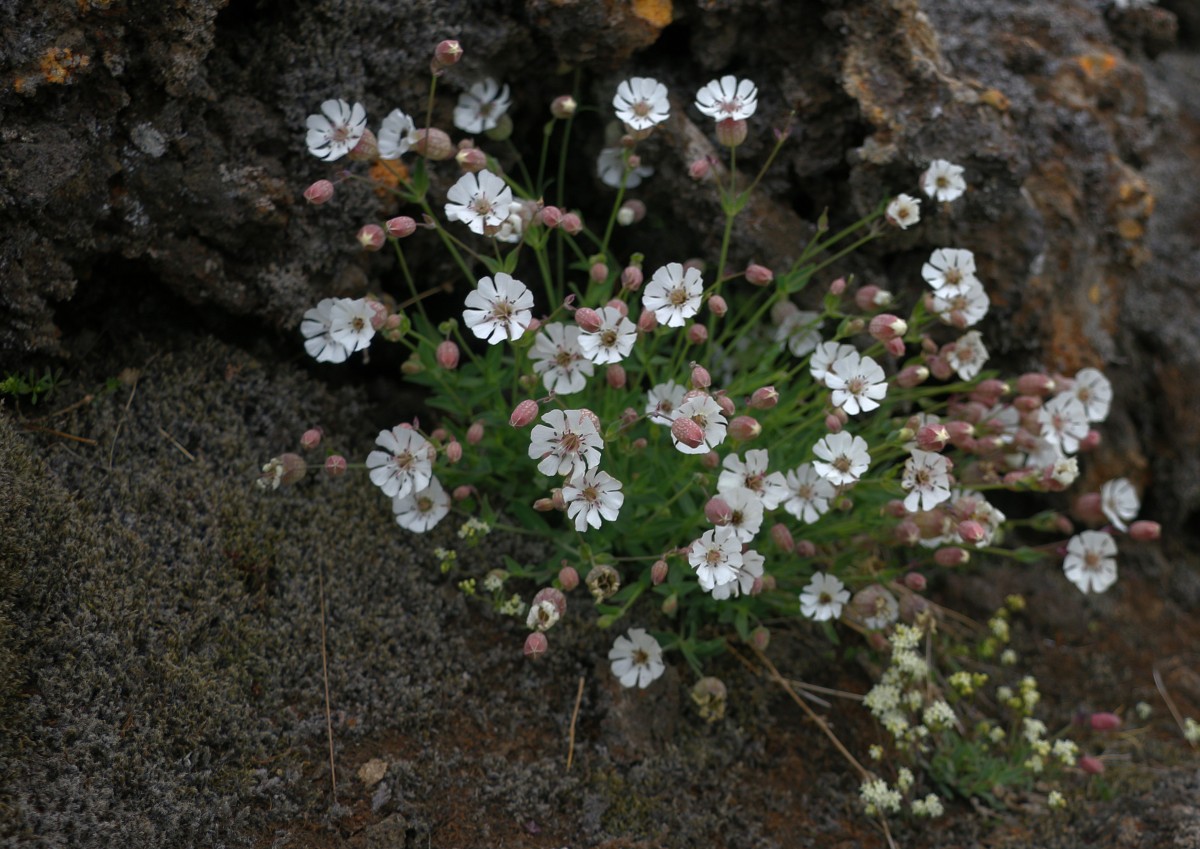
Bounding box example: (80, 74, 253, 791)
(630, 0, 672, 28)
(1117, 218, 1145, 240)
(979, 88, 1010, 111)
(1076, 52, 1119, 78)
(40, 47, 89, 84)
(369, 159, 408, 198)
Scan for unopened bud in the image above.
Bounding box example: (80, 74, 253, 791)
(651, 559, 669, 585)
(533, 498, 556, 512)
(618, 200, 645, 225)
(637, 309, 658, 333)
(749, 625, 771, 651)
(916, 424, 950, 452)
(589, 262, 609, 283)
(770, 523, 795, 553)
(324, 455, 347, 477)
(466, 421, 484, 445)
(855, 285, 892, 311)
(453, 485, 474, 502)
(523, 632, 548, 660)
(661, 593, 679, 616)
(510, 399, 539, 428)
(558, 565, 580, 591)
(893, 520, 920, 546)
(895, 365, 930, 388)
(1071, 492, 1105, 525)
(1016, 372, 1056, 396)
(904, 572, 927, 592)
(729, 415, 761, 441)
(687, 323, 708, 344)
(621, 266, 643, 291)
(689, 158, 712, 180)
(691, 364, 711, 389)
(869, 314, 908, 342)
(705, 496, 732, 525)
(348, 128, 378, 161)
(436, 340, 460, 370)
(304, 179, 335, 205)
(1090, 712, 1122, 732)
(701, 450, 720, 469)
(1129, 520, 1161, 541)
(455, 146, 488, 173)
(971, 379, 1009, 406)
(550, 94, 577, 119)
(539, 206, 563, 228)
(745, 263, 774, 286)
(749, 386, 779, 410)
(829, 277, 847, 296)
(300, 427, 323, 451)
(413, 127, 454, 160)
(560, 212, 583, 234)
(1012, 394, 1043, 413)
(1078, 429, 1101, 452)
(957, 520, 985, 544)
(824, 413, 843, 433)
(671, 416, 705, 448)
(715, 117, 748, 147)
(575, 307, 602, 332)
(1079, 755, 1105, 775)
(606, 298, 628, 318)
(715, 394, 735, 417)
(933, 546, 970, 567)
(356, 224, 386, 251)
(433, 39, 463, 68)
(707, 294, 727, 317)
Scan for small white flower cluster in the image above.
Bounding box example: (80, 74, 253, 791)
(859, 778, 903, 816)
(301, 297, 377, 364)
(863, 623, 948, 752)
(364, 425, 451, 533)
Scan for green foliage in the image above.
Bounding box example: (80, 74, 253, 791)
(0, 367, 64, 405)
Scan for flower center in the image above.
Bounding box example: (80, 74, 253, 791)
(706, 549, 722, 565)
(554, 350, 574, 369)
(491, 300, 513, 322)
(601, 329, 618, 347)
(833, 455, 852, 473)
(417, 496, 432, 512)
(668, 286, 689, 306)
(944, 268, 963, 286)
(559, 432, 582, 454)
(472, 194, 494, 216)
(632, 648, 649, 664)
(632, 100, 652, 117)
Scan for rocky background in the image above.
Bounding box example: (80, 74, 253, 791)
(3, 1, 1200, 847)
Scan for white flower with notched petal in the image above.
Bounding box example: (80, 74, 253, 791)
(901, 450, 953, 512)
(826, 350, 888, 415)
(784, 463, 836, 524)
(1071, 367, 1113, 423)
(800, 572, 850, 621)
(530, 322, 594, 395)
(306, 99, 367, 161)
(1038, 393, 1089, 455)
(444, 169, 513, 235)
(328, 297, 376, 354)
(392, 477, 450, 533)
(578, 306, 637, 364)
(671, 394, 728, 455)
(694, 75, 758, 121)
(463, 273, 534, 345)
(922, 248, 978, 294)
(646, 380, 686, 425)
(301, 298, 350, 363)
(453, 78, 511, 134)
(809, 341, 857, 385)
(643, 262, 703, 328)
(775, 310, 824, 358)
(711, 548, 764, 601)
(931, 278, 989, 328)
(722, 487, 765, 542)
(1100, 478, 1139, 532)
(813, 432, 870, 486)
(921, 159, 967, 202)
(562, 469, 625, 532)
(945, 330, 989, 381)
(597, 146, 654, 188)
(366, 427, 433, 499)
(378, 108, 418, 159)
(528, 409, 603, 479)
(1063, 530, 1118, 593)
(609, 628, 665, 689)
(688, 526, 743, 591)
(613, 77, 669, 132)
(886, 194, 921, 229)
(718, 449, 788, 510)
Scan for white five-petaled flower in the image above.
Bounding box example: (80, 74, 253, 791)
(775, 310, 824, 358)
(921, 159, 967, 202)
(392, 476, 450, 533)
(1071, 367, 1113, 423)
(886, 194, 921, 229)
(901, 450, 953, 512)
(578, 306, 637, 364)
(1063, 530, 1118, 594)
(453, 78, 512, 134)
(444, 169, 514, 235)
(1038, 393, 1089, 455)
(301, 298, 350, 363)
(671, 394, 728, 455)
(688, 526, 744, 591)
(711, 548, 764, 601)
(922, 248, 979, 293)
(643, 262, 704, 328)
(784, 463, 836, 524)
(813, 432, 871, 486)
(1100, 478, 1140, 532)
(609, 628, 665, 689)
(597, 146, 654, 188)
(530, 322, 594, 395)
(694, 75, 758, 121)
(826, 350, 888, 415)
(809, 341, 857, 385)
(327, 297, 376, 353)
(931, 278, 989, 327)
(562, 469, 625, 532)
(463, 273, 535, 344)
(720, 487, 765, 542)
(718, 449, 788, 510)
(945, 330, 989, 381)
(646, 380, 687, 425)
(378, 108, 418, 159)
(305, 99, 367, 161)
(613, 77, 670, 132)
(528, 408, 603, 478)
(366, 426, 434, 499)
(800, 572, 850, 621)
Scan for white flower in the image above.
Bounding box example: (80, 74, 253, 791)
(609, 628, 665, 689)
(301, 298, 350, 363)
(886, 194, 921, 229)
(1071, 367, 1113, 423)
(931, 277, 989, 327)
(597, 146, 654, 188)
(562, 469, 625, 532)
(1101, 478, 1139, 531)
(1063, 530, 1119, 593)
(378, 108, 418, 159)
(528, 408, 603, 478)
(328, 297, 376, 353)
(672, 394, 728, 455)
(688, 526, 743, 591)
(526, 600, 560, 632)
(825, 350, 888, 415)
(945, 330, 989, 380)
(444, 169, 513, 235)
(775, 310, 824, 358)
(366, 427, 433, 499)
(809, 341, 857, 385)
(718, 449, 788, 510)
(646, 380, 686, 425)
(492, 201, 533, 245)
(453, 78, 511, 134)
(784, 463, 836, 523)
(305, 99, 367, 161)
(463, 273, 534, 345)
(921, 159, 967, 202)
(694, 75, 758, 121)
(813, 432, 871, 486)
(721, 487, 764, 542)
(643, 262, 703, 328)
(530, 323, 594, 395)
(578, 306, 637, 364)
(1038, 393, 1089, 454)
(800, 572, 850, 621)
(901, 450, 953, 512)
(922, 248, 979, 293)
(711, 548, 764, 601)
(613, 77, 669, 132)
(392, 477, 450, 533)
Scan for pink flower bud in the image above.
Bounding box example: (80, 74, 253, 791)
(620, 407, 639, 427)
(895, 365, 930, 388)
(1129, 520, 1161, 541)
(436, 340, 460, 370)
(304, 179, 335, 205)
(1078, 429, 1101, 452)
(1089, 712, 1122, 732)
(637, 309, 658, 333)
(885, 499, 910, 518)
(413, 127, 454, 160)
(453, 485, 474, 502)
(855, 285, 884, 311)
(651, 559, 669, 585)
(1016, 372, 1057, 396)
(944, 421, 976, 446)
(869, 314, 908, 342)
(1079, 755, 1105, 775)
(619, 199, 646, 224)
(688, 158, 712, 180)
(701, 450, 720, 469)
(707, 294, 727, 317)
(533, 498, 556, 512)
(510, 399, 539, 428)
(574, 307, 602, 332)
(589, 262, 608, 283)
(729, 415, 761, 441)
(621, 266, 643, 291)
(550, 94, 577, 119)
(551, 488, 567, 511)
(715, 117, 748, 147)
(524, 632, 548, 660)
(691, 364, 711, 389)
(1012, 394, 1043, 413)
(560, 212, 583, 234)
(384, 215, 417, 239)
(433, 39, 463, 68)
(970, 379, 1009, 406)
(605, 298, 628, 318)
(749, 625, 770, 651)
(916, 424, 950, 452)
(1072, 492, 1105, 525)
(745, 263, 774, 286)
(349, 128, 378, 161)
(795, 540, 817, 558)
(606, 364, 626, 389)
(356, 224, 386, 251)
(466, 421, 484, 445)
(933, 546, 970, 567)
(770, 523, 795, 553)
(558, 565, 580, 591)
(957, 520, 985, 544)
(455, 146, 488, 173)
(893, 520, 921, 545)
(824, 413, 843, 433)
(532, 586, 567, 617)
(829, 277, 847, 296)
(539, 206, 563, 228)
(705, 496, 732, 525)
(632, 437, 648, 451)
(687, 324, 708, 344)
(324, 454, 347, 477)
(671, 416, 705, 449)
(884, 337, 906, 357)
(749, 386, 779, 410)
(661, 594, 678, 616)
(300, 427, 322, 451)
(904, 572, 927, 592)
